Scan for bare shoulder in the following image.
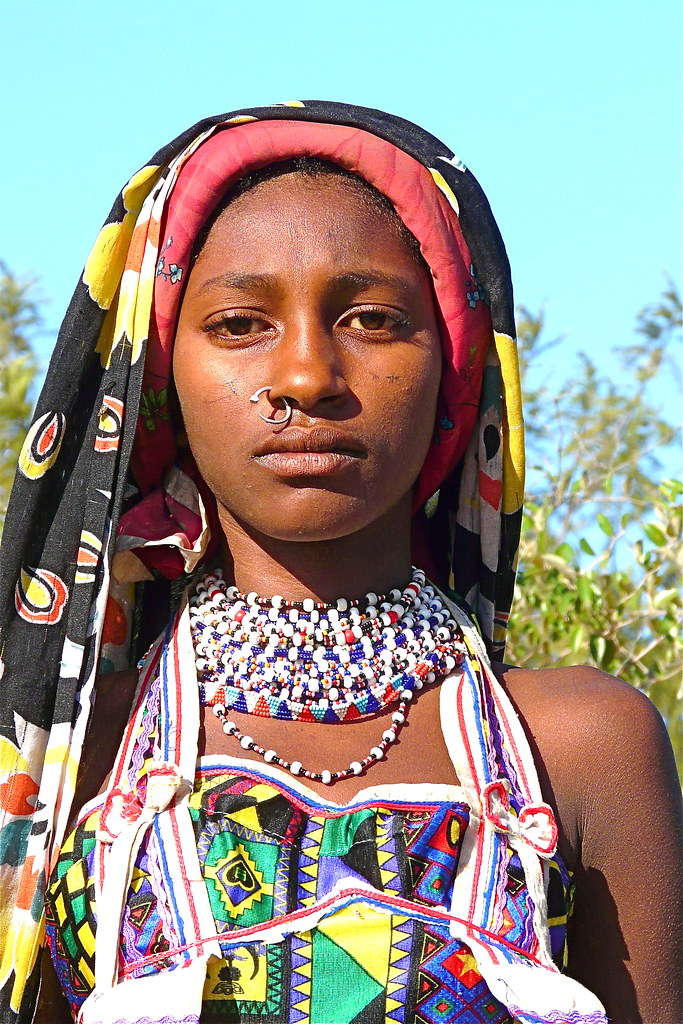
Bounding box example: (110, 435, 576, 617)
(495, 661, 667, 751)
(492, 663, 681, 862)
(497, 665, 683, 1018)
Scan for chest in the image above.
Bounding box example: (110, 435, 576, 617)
(200, 682, 459, 803)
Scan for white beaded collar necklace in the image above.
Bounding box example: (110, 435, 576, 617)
(189, 568, 465, 785)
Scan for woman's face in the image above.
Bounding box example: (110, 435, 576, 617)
(173, 171, 441, 547)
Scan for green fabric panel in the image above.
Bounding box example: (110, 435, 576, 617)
(320, 807, 374, 857)
(311, 930, 382, 1023)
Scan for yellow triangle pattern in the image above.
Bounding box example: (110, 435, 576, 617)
(292, 931, 313, 1019)
(317, 903, 391, 987)
(380, 870, 398, 891)
(299, 878, 317, 900)
(387, 915, 411, 997)
(228, 804, 261, 832)
(245, 783, 280, 803)
(298, 819, 324, 905)
(376, 810, 401, 894)
(307, 818, 324, 845)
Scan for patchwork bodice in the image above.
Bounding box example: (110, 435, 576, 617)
(44, 593, 605, 1024)
(47, 764, 572, 1022)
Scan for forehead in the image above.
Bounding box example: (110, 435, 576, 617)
(194, 172, 424, 275)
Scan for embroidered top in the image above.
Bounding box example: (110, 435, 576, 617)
(45, 594, 607, 1024)
(47, 764, 573, 1023)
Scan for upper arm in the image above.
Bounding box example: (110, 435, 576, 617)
(564, 674, 682, 1023)
(74, 667, 139, 811)
(35, 948, 73, 1023)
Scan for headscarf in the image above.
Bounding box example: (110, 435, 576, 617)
(0, 101, 524, 1022)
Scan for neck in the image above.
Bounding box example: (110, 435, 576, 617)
(217, 496, 414, 603)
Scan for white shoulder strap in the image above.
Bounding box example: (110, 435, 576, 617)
(82, 595, 220, 1023)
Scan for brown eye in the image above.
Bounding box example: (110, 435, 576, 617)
(346, 311, 401, 332)
(223, 316, 262, 336)
(360, 312, 388, 330)
(205, 314, 271, 340)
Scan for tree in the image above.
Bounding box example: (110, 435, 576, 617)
(508, 285, 682, 777)
(0, 262, 41, 530)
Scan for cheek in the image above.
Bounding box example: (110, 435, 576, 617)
(371, 347, 441, 479)
(174, 334, 239, 420)
(173, 346, 242, 467)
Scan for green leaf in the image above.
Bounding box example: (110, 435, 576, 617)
(643, 523, 667, 546)
(602, 638, 616, 671)
(555, 542, 573, 562)
(661, 478, 683, 499)
(579, 538, 595, 556)
(590, 635, 607, 666)
(570, 624, 585, 653)
(577, 574, 594, 606)
(596, 513, 613, 536)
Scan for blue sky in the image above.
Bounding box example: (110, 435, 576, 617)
(2, 0, 681, 431)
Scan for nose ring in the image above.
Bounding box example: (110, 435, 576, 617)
(249, 386, 293, 426)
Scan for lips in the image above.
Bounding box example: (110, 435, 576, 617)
(253, 426, 366, 477)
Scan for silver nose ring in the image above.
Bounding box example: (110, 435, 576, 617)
(249, 386, 293, 426)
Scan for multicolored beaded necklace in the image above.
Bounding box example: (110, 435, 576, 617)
(190, 568, 466, 784)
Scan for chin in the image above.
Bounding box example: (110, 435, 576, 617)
(256, 508, 378, 545)
(220, 490, 400, 546)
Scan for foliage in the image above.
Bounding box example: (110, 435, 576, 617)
(508, 286, 682, 777)
(0, 262, 41, 530)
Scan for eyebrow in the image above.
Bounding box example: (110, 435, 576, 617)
(330, 271, 419, 296)
(197, 270, 420, 297)
(198, 273, 279, 295)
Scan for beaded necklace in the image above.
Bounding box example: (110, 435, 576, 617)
(190, 568, 466, 784)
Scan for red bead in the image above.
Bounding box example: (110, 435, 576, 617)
(344, 629, 356, 644)
(234, 609, 246, 623)
(388, 610, 399, 623)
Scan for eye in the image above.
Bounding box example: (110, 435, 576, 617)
(342, 309, 408, 335)
(204, 313, 273, 340)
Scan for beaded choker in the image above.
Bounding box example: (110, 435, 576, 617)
(189, 568, 466, 784)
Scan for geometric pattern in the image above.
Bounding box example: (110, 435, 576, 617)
(414, 925, 512, 1023)
(46, 767, 574, 1021)
(499, 852, 533, 949)
(43, 809, 99, 1019)
(547, 853, 574, 970)
(202, 940, 286, 1022)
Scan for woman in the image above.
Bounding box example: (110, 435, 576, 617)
(0, 102, 680, 1024)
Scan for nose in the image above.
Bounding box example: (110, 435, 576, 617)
(267, 316, 349, 413)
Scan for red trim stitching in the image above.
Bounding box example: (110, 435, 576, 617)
(119, 886, 551, 977)
(457, 677, 486, 932)
(196, 766, 464, 819)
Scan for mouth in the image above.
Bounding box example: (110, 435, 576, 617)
(253, 427, 367, 478)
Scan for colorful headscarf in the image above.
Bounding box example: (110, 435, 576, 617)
(0, 101, 523, 1022)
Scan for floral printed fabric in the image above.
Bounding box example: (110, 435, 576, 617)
(0, 102, 524, 1022)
